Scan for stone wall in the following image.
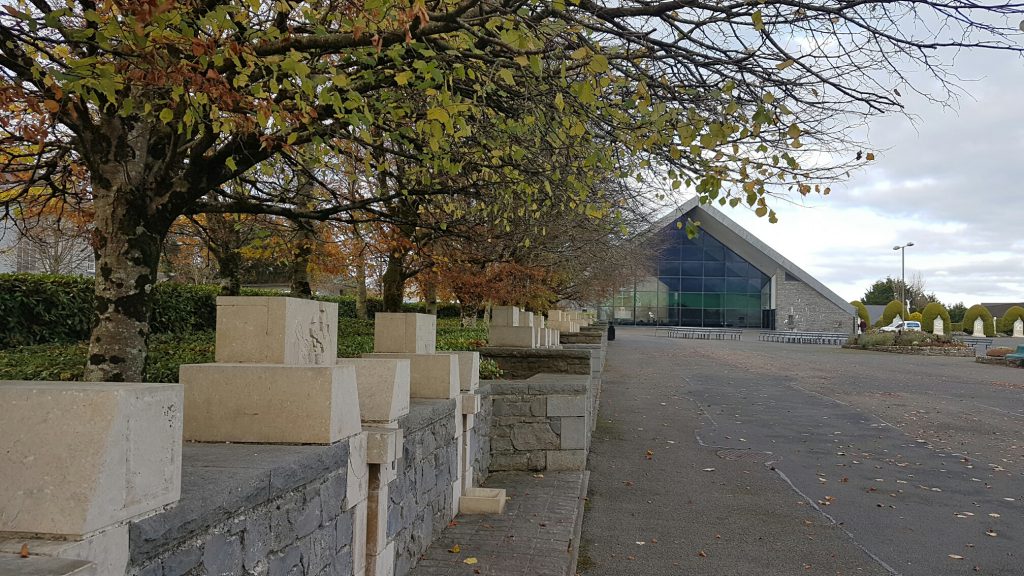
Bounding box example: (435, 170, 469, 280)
(390, 399, 460, 576)
(776, 272, 855, 333)
(479, 347, 591, 379)
(488, 374, 592, 472)
(469, 384, 494, 487)
(842, 345, 975, 357)
(128, 441, 357, 576)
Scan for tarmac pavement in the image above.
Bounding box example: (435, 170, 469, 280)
(580, 328, 1024, 576)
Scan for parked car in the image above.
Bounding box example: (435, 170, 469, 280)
(881, 320, 922, 332)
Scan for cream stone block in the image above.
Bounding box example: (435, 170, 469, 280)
(215, 296, 337, 365)
(364, 427, 400, 466)
(454, 351, 480, 391)
(347, 433, 369, 508)
(366, 489, 389, 555)
(560, 416, 588, 450)
(973, 317, 985, 336)
(547, 395, 586, 417)
(0, 382, 182, 537)
(352, 499, 367, 575)
(536, 315, 546, 329)
(459, 488, 507, 515)
(522, 312, 535, 327)
(1015, 318, 1024, 338)
(547, 310, 565, 322)
(0, 524, 127, 576)
(363, 353, 459, 399)
(933, 317, 945, 336)
(491, 305, 520, 327)
(366, 541, 395, 576)
(337, 358, 410, 424)
(451, 478, 463, 517)
(373, 313, 436, 354)
(180, 364, 360, 445)
(461, 393, 481, 415)
(488, 326, 536, 348)
(0, 556, 94, 575)
(462, 465, 475, 492)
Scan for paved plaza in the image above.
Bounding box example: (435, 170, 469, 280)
(581, 328, 1024, 576)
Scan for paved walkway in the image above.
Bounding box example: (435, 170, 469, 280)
(408, 471, 587, 576)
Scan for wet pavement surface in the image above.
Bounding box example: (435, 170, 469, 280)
(581, 328, 1024, 576)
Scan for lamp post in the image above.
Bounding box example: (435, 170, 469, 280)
(892, 242, 914, 315)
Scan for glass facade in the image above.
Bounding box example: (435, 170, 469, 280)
(598, 224, 771, 327)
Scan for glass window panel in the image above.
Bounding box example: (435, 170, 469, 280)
(659, 261, 681, 277)
(680, 277, 702, 292)
(660, 277, 681, 292)
(680, 309, 702, 325)
(703, 293, 723, 308)
(726, 278, 749, 293)
(704, 261, 725, 276)
(725, 249, 745, 263)
(703, 308, 723, 325)
(703, 245, 725, 262)
(749, 278, 765, 292)
(681, 261, 702, 276)
(681, 246, 702, 261)
(703, 234, 721, 249)
(726, 294, 759, 309)
(635, 291, 659, 307)
(679, 293, 703, 308)
(704, 277, 725, 292)
(726, 262, 748, 277)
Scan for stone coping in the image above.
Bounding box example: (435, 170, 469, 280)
(489, 374, 590, 396)
(129, 441, 349, 563)
(479, 347, 590, 359)
(401, 398, 457, 433)
(841, 344, 974, 357)
(0, 556, 93, 576)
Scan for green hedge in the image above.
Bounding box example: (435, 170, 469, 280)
(962, 304, 994, 337)
(850, 300, 871, 325)
(880, 300, 905, 326)
(921, 302, 951, 334)
(998, 305, 1024, 334)
(0, 273, 465, 348)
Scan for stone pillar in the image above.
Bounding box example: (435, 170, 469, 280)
(180, 297, 361, 444)
(487, 305, 537, 348)
(1014, 318, 1023, 338)
(0, 381, 183, 575)
(974, 317, 985, 336)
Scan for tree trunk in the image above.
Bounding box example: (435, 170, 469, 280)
(381, 252, 405, 312)
(289, 219, 315, 299)
(355, 257, 368, 320)
(425, 279, 438, 315)
(84, 189, 165, 382)
(205, 212, 243, 296)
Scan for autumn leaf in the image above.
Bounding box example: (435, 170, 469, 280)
(19, 544, 29, 558)
(448, 544, 461, 553)
(949, 554, 964, 560)
(464, 557, 478, 565)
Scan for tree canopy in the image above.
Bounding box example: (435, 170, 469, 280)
(2, 0, 1023, 380)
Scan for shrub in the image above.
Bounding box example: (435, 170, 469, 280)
(0, 274, 95, 348)
(998, 305, 1024, 334)
(857, 332, 895, 348)
(987, 347, 1014, 358)
(908, 312, 923, 322)
(480, 358, 502, 380)
(951, 322, 964, 333)
(880, 300, 906, 326)
(962, 304, 995, 337)
(151, 284, 221, 333)
(850, 300, 870, 326)
(921, 302, 951, 334)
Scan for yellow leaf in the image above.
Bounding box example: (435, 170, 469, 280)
(159, 108, 174, 124)
(464, 558, 478, 565)
(43, 100, 59, 113)
(751, 10, 764, 31)
(866, 152, 875, 161)
(787, 124, 800, 138)
(498, 69, 515, 85)
(448, 544, 461, 553)
(588, 54, 609, 74)
(395, 71, 413, 86)
(776, 59, 795, 70)
(762, 92, 775, 104)
(554, 92, 564, 112)
(514, 55, 529, 67)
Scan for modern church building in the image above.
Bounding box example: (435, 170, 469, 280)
(599, 197, 856, 332)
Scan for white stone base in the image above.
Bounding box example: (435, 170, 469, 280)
(362, 353, 459, 399)
(459, 488, 507, 514)
(488, 326, 536, 348)
(454, 351, 480, 391)
(0, 382, 182, 537)
(179, 364, 361, 444)
(337, 358, 410, 424)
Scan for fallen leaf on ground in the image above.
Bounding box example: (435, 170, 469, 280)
(448, 544, 461, 553)
(533, 474, 544, 478)
(986, 530, 997, 537)
(702, 468, 715, 472)
(19, 544, 29, 558)
(949, 554, 964, 560)
(697, 550, 707, 557)
(463, 557, 478, 565)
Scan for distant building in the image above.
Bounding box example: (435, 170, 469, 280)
(0, 217, 94, 276)
(982, 303, 1024, 318)
(599, 197, 855, 332)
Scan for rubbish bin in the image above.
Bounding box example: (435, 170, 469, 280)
(608, 324, 616, 341)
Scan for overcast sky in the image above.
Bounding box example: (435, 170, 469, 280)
(690, 46, 1024, 307)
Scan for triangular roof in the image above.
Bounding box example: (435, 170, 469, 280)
(653, 197, 855, 315)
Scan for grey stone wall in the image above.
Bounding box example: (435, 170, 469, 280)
(479, 347, 591, 379)
(390, 400, 459, 576)
(470, 385, 493, 488)
(128, 441, 356, 576)
(488, 375, 592, 472)
(775, 272, 855, 333)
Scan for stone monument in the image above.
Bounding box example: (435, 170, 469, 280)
(1014, 318, 1023, 338)
(933, 317, 944, 336)
(973, 317, 985, 336)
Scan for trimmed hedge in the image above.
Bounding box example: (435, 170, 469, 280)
(880, 300, 906, 326)
(0, 273, 464, 349)
(908, 311, 923, 322)
(850, 300, 871, 326)
(921, 302, 951, 334)
(962, 304, 994, 337)
(998, 305, 1024, 334)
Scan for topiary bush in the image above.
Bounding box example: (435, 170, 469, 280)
(962, 304, 995, 337)
(908, 311, 923, 322)
(998, 305, 1024, 334)
(880, 300, 906, 326)
(921, 302, 951, 334)
(850, 300, 870, 326)
(951, 322, 964, 333)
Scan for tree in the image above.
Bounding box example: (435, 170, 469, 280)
(862, 276, 935, 310)
(921, 302, 951, 334)
(963, 305, 994, 337)
(862, 278, 897, 306)
(880, 300, 906, 327)
(3, 0, 1022, 380)
(850, 301, 870, 326)
(947, 302, 968, 324)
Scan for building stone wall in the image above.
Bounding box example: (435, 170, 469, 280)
(479, 347, 591, 379)
(390, 400, 460, 576)
(775, 271, 855, 333)
(128, 441, 356, 576)
(469, 384, 493, 488)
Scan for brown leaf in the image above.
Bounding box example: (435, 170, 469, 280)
(19, 544, 29, 558)
(949, 554, 964, 560)
(697, 550, 707, 558)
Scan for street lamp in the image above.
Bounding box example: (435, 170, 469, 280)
(893, 242, 914, 315)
